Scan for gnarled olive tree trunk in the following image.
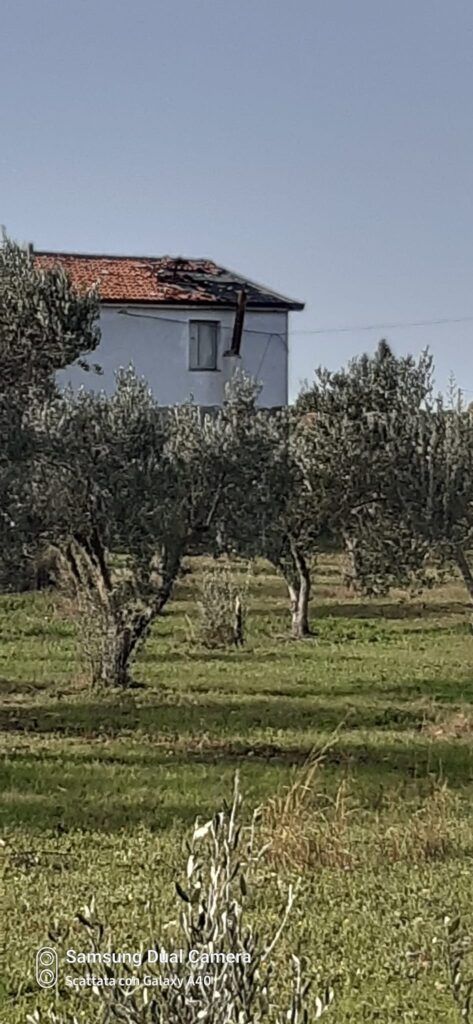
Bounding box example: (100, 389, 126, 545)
(288, 544, 311, 639)
(455, 545, 473, 603)
(57, 531, 181, 688)
(273, 541, 312, 639)
(454, 545, 473, 632)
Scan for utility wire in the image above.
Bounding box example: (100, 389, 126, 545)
(117, 309, 473, 338)
(291, 315, 473, 335)
(118, 309, 281, 337)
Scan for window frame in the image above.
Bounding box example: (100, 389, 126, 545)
(188, 319, 220, 372)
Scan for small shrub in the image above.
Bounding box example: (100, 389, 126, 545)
(260, 748, 354, 872)
(261, 757, 460, 873)
(382, 780, 457, 864)
(192, 561, 251, 649)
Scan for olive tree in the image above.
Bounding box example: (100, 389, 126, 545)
(215, 375, 328, 638)
(295, 341, 473, 623)
(294, 341, 437, 596)
(436, 396, 473, 603)
(0, 233, 100, 590)
(0, 233, 100, 397)
(34, 371, 233, 687)
(353, 387, 473, 611)
(220, 352, 432, 637)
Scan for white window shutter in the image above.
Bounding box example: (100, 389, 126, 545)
(199, 323, 216, 369)
(189, 321, 218, 370)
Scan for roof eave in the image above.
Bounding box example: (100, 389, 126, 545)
(100, 298, 305, 311)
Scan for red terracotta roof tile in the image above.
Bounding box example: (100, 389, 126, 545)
(33, 251, 304, 310)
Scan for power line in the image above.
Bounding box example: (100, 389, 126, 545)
(291, 315, 473, 335)
(117, 308, 473, 338)
(118, 309, 276, 336)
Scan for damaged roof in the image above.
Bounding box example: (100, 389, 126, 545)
(33, 250, 305, 310)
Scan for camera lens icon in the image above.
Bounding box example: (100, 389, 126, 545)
(36, 947, 58, 988)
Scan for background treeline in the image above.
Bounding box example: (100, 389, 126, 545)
(2, 235, 473, 688)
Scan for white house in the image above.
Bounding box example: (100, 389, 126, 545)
(33, 250, 304, 406)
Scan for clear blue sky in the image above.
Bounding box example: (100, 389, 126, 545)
(2, 0, 472, 399)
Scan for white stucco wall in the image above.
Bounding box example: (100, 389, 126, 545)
(57, 305, 289, 407)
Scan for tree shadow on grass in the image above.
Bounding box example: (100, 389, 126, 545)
(138, 648, 316, 666)
(4, 736, 472, 773)
(1, 795, 214, 833)
(1, 736, 472, 833)
(249, 601, 470, 621)
(0, 696, 431, 739)
(0, 678, 52, 695)
(146, 618, 470, 667)
(331, 678, 473, 703)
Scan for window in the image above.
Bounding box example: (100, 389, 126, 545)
(189, 320, 219, 370)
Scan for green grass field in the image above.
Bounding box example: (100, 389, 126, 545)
(2, 557, 473, 1022)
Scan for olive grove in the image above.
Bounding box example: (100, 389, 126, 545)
(3, 232, 473, 678)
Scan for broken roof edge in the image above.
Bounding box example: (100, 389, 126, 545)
(214, 261, 305, 312)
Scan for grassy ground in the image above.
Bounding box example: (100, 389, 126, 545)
(2, 557, 473, 1022)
